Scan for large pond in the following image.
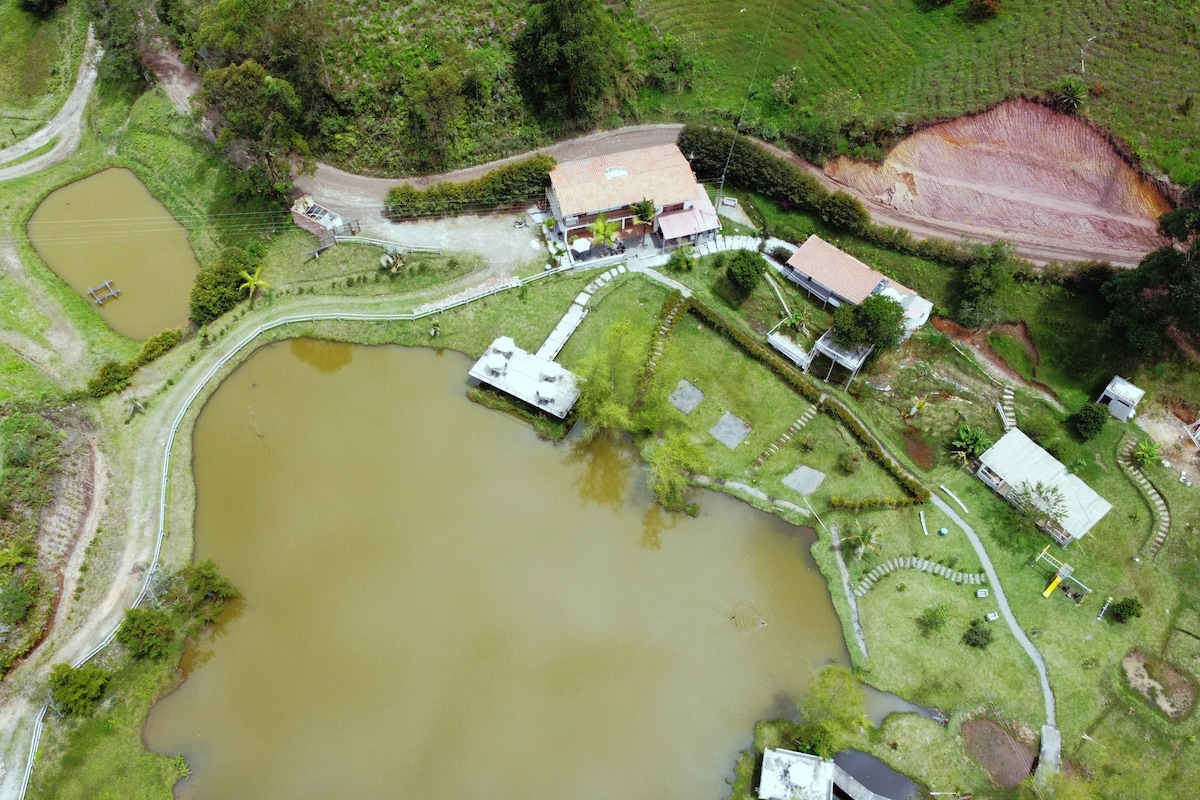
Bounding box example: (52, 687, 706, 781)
(27, 168, 199, 340)
(144, 341, 848, 799)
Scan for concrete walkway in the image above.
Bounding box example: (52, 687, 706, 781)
(929, 495, 1060, 768)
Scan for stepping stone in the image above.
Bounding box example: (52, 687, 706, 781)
(668, 379, 705, 415)
(617, 265, 627, 274)
(709, 411, 752, 450)
(783, 464, 826, 496)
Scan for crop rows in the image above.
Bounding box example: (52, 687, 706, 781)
(642, 0, 1200, 182)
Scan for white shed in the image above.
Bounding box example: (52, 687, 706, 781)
(1097, 376, 1145, 422)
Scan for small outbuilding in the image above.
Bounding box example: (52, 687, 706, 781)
(1096, 376, 1145, 421)
(758, 748, 834, 800)
(976, 429, 1112, 546)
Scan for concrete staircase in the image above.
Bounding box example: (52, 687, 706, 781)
(753, 398, 825, 467)
(1118, 436, 1172, 558)
(1000, 385, 1017, 431)
(853, 556, 988, 597)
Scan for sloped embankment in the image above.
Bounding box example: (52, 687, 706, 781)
(825, 100, 1171, 265)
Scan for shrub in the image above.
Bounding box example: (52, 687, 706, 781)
(1131, 440, 1161, 467)
(1110, 596, 1143, 624)
(384, 155, 556, 218)
(87, 360, 134, 398)
(828, 495, 923, 511)
(190, 259, 246, 325)
(963, 0, 1000, 19)
(839, 449, 862, 474)
(819, 191, 870, 234)
(135, 328, 184, 367)
(915, 604, 949, 637)
(666, 245, 697, 272)
(176, 559, 240, 624)
(49, 663, 110, 715)
(961, 618, 994, 649)
(116, 606, 177, 659)
(1069, 402, 1109, 441)
(769, 245, 794, 263)
(0, 574, 38, 625)
(726, 249, 764, 295)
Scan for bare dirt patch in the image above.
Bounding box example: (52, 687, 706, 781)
(1136, 407, 1200, 486)
(961, 717, 1035, 788)
(824, 100, 1171, 267)
(1122, 649, 1196, 720)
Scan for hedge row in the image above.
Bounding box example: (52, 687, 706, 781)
(87, 328, 184, 398)
(828, 495, 925, 512)
(686, 299, 824, 404)
(686, 298, 928, 501)
(677, 124, 980, 269)
(824, 403, 930, 501)
(385, 155, 557, 219)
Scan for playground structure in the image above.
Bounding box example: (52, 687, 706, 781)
(1032, 545, 1092, 603)
(87, 279, 120, 306)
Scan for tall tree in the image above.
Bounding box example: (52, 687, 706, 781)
(192, 60, 314, 199)
(832, 293, 905, 351)
(513, 0, 632, 121)
(1103, 181, 1200, 351)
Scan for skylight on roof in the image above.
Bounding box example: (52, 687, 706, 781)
(605, 166, 628, 179)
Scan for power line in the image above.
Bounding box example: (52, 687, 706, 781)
(716, 0, 782, 207)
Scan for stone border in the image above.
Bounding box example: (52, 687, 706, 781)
(853, 556, 988, 598)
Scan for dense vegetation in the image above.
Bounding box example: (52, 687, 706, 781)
(0, 407, 65, 674)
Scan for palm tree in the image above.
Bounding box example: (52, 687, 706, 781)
(631, 198, 656, 247)
(1131, 439, 1161, 468)
(843, 519, 882, 561)
(239, 265, 270, 308)
(588, 213, 620, 254)
(1053, 77, 1087, 114)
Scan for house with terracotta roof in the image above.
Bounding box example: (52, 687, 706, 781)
(546, 144, 719, 249)
(783, 234, 932, 338)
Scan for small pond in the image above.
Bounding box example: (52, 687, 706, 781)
(27, 168, 199, 340)
(144, 341, 849, 799)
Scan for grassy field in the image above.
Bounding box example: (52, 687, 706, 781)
(641, 0, 1200, 184)
(0, 0, 87, 145)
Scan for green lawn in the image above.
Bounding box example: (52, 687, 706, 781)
(27, 654, 183, 800)
(0, 343, 59, 401)
(643, 0, 1200, 184)
(0, 0, 86, 144)
(987, 332, 1036, 383)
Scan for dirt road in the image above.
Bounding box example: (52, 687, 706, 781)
(0, 28, 100, 183)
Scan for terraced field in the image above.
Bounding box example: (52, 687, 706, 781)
(640, 0, 1200, 183)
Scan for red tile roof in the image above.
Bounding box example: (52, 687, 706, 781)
(549, 144, 700, 218)
(785, 235, 915, 304)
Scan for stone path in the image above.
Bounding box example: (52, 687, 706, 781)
(852, 556, 988, 597)
(929, 495, 1058, 734)
(536, 265, 626, 359)
(641, 295, 689, 400)
(753, 398, 825, 467)
(1118, 436, 1172, 558)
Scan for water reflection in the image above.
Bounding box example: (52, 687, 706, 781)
(290, 338, 354, 374)
(145, 342, 848, 800)
(566, 434, 636, 511)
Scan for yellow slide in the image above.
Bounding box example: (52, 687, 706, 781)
(1043, 575, 1063, 598)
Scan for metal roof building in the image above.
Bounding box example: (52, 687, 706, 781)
(468, 337, 580, 418)
(1097, 376, 1145, 422)
(976, 429, 1113, 545)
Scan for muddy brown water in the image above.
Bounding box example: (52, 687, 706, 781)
(143, 341, 850, 799)
(27, 168, 199, 340)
